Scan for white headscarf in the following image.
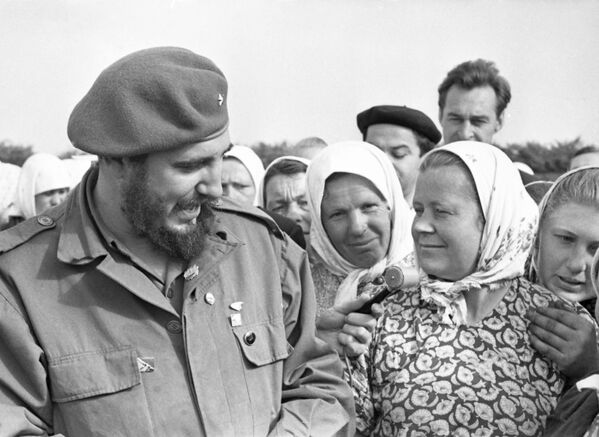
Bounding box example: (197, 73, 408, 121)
(419, 141, 539, 325)
(224, 145, 265, 205)
(15, 153, 71, 219)
(256, 155, 310, 208)
(0, 161, 21, 214)
(306, 141, 415, 305)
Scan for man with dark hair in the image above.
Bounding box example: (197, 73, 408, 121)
(356, 105, 441, 203)
(0, 47, 354, 436)
(258, 157, 311, 242)
(438, 59, 511, 145)
(570, 144, 599, 170)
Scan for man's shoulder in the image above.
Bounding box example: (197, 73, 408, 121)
(213, 198, 285, 240)
(0, 208, 63, 256)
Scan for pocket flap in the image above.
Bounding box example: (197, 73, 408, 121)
(48, 346, 140, 402)
(233, 319, 290, 367)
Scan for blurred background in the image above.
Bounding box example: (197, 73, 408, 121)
(1, 0, 598, 175)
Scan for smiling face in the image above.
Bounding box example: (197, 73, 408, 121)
(120, 132, 231, 259)
(536, 202, 599, 302)
(412, 166, 484, 281)
(321, 173, 391, 268)
(365, 124, 421, 201)
(221, 157, 256, 206)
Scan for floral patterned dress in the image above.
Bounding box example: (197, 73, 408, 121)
(351, 277, 593, 437)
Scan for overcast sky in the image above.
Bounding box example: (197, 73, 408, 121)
(1, 0, 598, 155)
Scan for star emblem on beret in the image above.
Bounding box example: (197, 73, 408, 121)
(218, 93, 224, 106)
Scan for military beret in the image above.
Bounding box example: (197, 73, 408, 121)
(356, 105, 441, 144)
(68, 47, 229, 157)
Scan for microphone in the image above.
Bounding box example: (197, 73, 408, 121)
(355, 266, 420, 314)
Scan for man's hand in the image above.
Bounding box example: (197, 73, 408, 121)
(317, 294, 384, 358)
(527, 301, 599, 381)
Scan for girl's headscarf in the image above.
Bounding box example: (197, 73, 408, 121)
(15, 153, 71, 219)
(224, 145, 265, 205)
(419, 141, 539, 325)
(306, 141, 415, 305)
(529, 165, 599, 280)
(256, 155, 310, 208)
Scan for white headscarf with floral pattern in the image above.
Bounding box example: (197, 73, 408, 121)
(419, 141, 538, 325)
(307, 141, 415, 305)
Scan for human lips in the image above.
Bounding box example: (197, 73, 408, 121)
(555, 275, 585, 292)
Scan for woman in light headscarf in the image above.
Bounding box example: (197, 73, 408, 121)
(306, 141, 416, 359)
(352, 141, 595, 436)
(0, 161, 20, 229)
(222, 145, 265, 206)
(14, 153, 71, 221)
(525, 166, 599, 436)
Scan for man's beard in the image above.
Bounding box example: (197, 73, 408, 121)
(121, 166, 216, 260)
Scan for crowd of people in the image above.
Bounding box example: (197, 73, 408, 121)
(0, 47, 598, 436)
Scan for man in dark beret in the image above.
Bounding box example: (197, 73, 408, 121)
(357, 104, 441, 203)
(0, 47, 354, 436)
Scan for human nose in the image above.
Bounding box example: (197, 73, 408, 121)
(566, 246, 592, 275)
(412, 211, 434, 235)
(457, 121, 474, 140)
(196, 160, 223, 199)
(348, 210, 368, 235)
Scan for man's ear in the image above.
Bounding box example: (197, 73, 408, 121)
(495, 111, 505, 133)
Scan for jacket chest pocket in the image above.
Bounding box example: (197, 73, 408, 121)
(48, 345, 155, 437)
(231, 318, 291, 431)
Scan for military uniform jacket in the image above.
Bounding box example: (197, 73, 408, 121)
(0, 169, 354, 436)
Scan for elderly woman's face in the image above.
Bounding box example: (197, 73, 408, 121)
(412, 166, 484, 281)
(536, 202, 599, 303)
(321, 173, 391, 268)
(221, 158, 256, 207)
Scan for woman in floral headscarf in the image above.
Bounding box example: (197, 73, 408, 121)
(352, 141, 594, 436)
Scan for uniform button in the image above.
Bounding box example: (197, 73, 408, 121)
(37, 215, 54, 226)
(166, 320, 182, 334)
(243, 331, 256, 345)
(204, 292, 215, 305)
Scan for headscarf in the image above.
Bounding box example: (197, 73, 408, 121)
(306, 141, 415, 305)
(0, 161, 21, 214)
(62, 154, 98, 188)
(529, 165, 599, 280)
(419, 141, 539, 325)
(224, 145, 265, 205)
(256, 155, 310, 208)
(15, 153, 71, 219)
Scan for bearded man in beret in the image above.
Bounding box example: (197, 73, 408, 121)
(0, 47, 354, 436)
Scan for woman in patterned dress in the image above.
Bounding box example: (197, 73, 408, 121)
(525, 167, 599, 436)
(305, 140, 417, 358)
(352, 141, 595, 436)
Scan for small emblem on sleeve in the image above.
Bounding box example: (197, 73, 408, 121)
(137, 357, 155, 373)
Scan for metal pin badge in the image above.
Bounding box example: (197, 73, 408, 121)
(137, 357, 155, 373)
(230, 313, 242, 327)
(205, 292, 216, 305)
(229, 301, 243, 311)
(184, 264, 199, 281)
